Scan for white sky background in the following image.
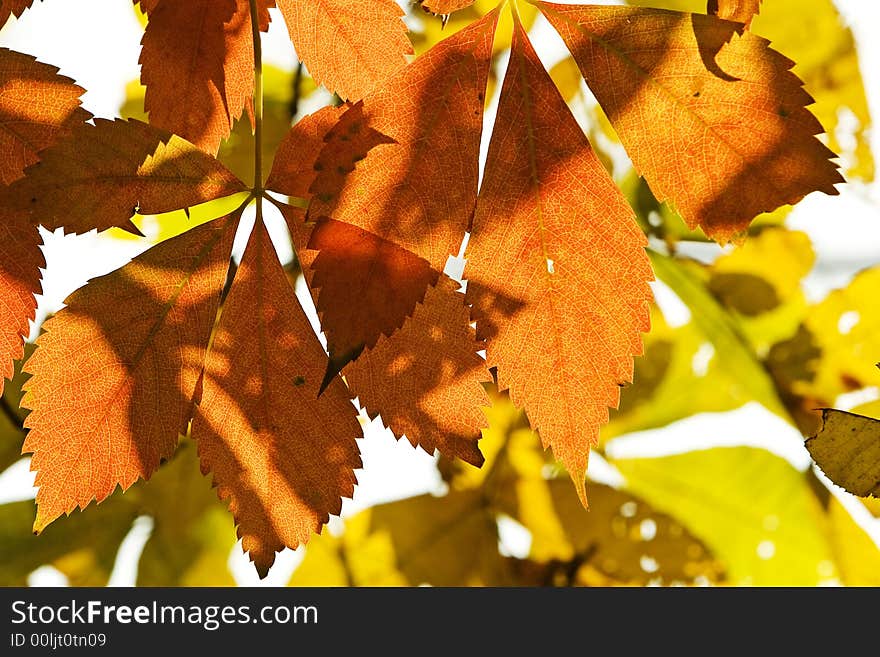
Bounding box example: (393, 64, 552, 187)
(0, 0, 879, 586)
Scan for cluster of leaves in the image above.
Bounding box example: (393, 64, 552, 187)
(0, 0, 877, 584)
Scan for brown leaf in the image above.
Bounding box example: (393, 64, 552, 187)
(345, 276, 490, 466)
(0, 210, 42, 396)
(265, 104, 346, 198)
(4, 118, 246, 234)
(304, 9, 499, 371)
(420, 1, 475, 15)
(807, 409, 880, 499)
(0, 0, 34, 27)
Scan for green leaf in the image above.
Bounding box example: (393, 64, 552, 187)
(613, 446, 839, 585)
(648, 251, 787, 418)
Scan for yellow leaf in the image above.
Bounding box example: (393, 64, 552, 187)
(614, 447, 839, 585)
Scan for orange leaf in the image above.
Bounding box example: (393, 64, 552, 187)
(538, 2, 843, 243)
(280, 200, 488, 464)
(0, 48, 91, 185)
(0, 0, 33, 27)
(304, 9, 498, 369)
(139, 0, 273, 154)
(345, 276, 490, 467)
(708, 0, 762, 27)
(464, 19, 652, 503)
(265, 104, 346, 199)
(4, 118, 246, 234)
(192, 221, 361, 577)
(275, 0, 411, 101)
(22, 213, 240, 532)
(420, 1, 476, 14)
(0, 210, 42, 396)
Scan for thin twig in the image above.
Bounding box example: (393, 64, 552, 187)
(289, 61, 304, 120)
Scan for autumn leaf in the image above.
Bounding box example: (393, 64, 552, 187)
(274, 0, 411, 101)
(465, 17, 652, 503)
(133, 0, 159, 14)
(538, 2, 843, 243)
(345, 276, 490, 467)
(506, 478, 725, 585)
(822, 495, 880, 586)
(3, 118, 246, 235)
(708, 0, 761, 27)
(192, 221, 362, 577)
(420, 0, 476, 15)
(0, 47, 90, 396)
(0, 211, 42, 397)
(22, 213, 240, 533)
(806, 409, 880, 499)
(304, 8, 498, 371)
(310, 218, 442, 386)
(0, 48, 91, 185)
(648, 251, 787, 417)
(265, 104, 346, 199)
(139, 0, 273, 154)
(0, 0, 34, 27)
(630, 0, 874, 182)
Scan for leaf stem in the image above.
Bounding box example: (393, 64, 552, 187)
(248, 0, 264, 224)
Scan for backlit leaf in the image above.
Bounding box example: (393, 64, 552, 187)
(3, 118, 246, 234)
(649, 251, 787, 417)
(707, 0, 761, 27)
(799, 268, 880, 403)
(290, 491, 507, 586)
(420, 1, 475, 16)
(305, 10, 497, 370)
(0, 211, 41, 397)
(22, 213, 240, 532)
(265, 105, 346, 199)
(0, 47, 91, 185)
(822, 496, 880, 586)
(192, 221, 362, 577)
(275, 0, 411, 101)
(465, 19, 652, 503)
(139, 0, 272, 154)
(345, 276, 490, 466)
(0, 0, 34, 28)
(539, 2, 842, 243)
(614, 447, 839, 585)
